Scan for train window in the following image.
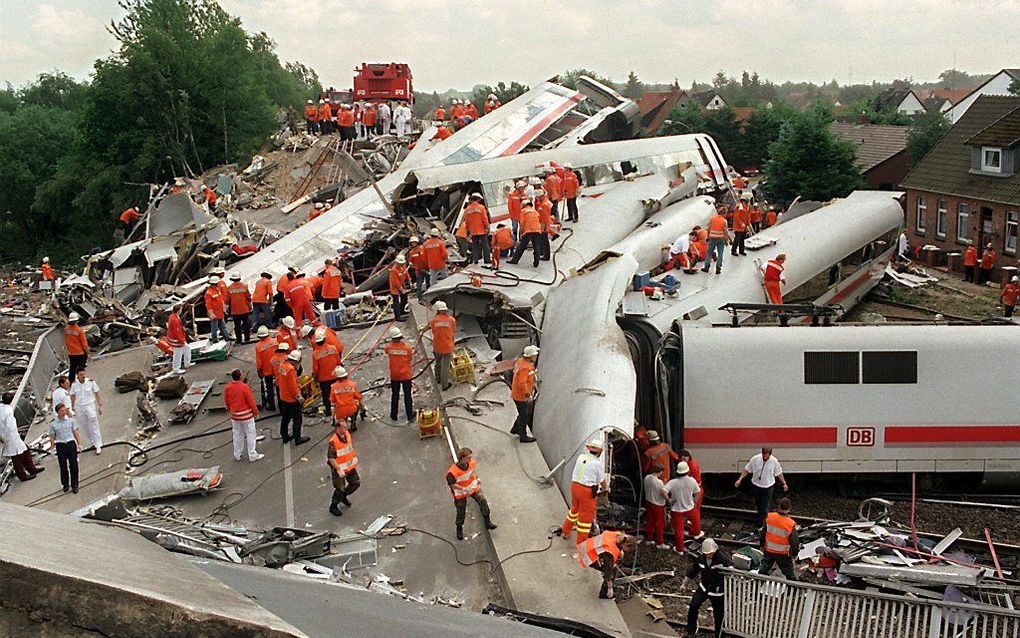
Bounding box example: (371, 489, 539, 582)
(804, 351, 859, 384)
(862, 351, 917, 384)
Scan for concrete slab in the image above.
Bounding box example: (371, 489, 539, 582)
(0, 503, 304, 638)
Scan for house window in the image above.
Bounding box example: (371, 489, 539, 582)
(936, 200, 947, 238)
(915, 196, 927, 233)
(956, 203, 969, 242)
(1007, 211, 1019, 254)
(982, 147, 1002, 173)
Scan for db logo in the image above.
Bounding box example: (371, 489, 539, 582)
(847, 427, 875, 447)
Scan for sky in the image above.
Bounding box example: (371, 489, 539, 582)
(2, 0, 1019, 92)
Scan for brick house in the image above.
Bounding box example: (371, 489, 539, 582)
(830, 122, 911, 190)
(900, 96, 1020, 282)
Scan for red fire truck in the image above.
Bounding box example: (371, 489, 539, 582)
(352, 63, 413, 104)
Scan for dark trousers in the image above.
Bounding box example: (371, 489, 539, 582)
(752, 484, 773, 528)
(1006, 305, 1015, 318)
(687, 588, 725, 637)
(979, 267, 992, 284)
(509, 233, 542, 267)
(273, 292, 292, 322)
(752, 221, 761, 233)
(56, 441, 79, 490)
(392, 292, 407, 320)
(390, 380, 413, 421)
(731, 231, 747, 255)
(306, 119, 318, 134)
(260, 375, 277, 411)
(232, 314, 251, 344)
(253, 303, 273, 329)
(331, 468, 361, 506)
(323, 298, 340, 311)
(566, 198, 578, 222)
(9, 449, 40, 481)
(279, 400, 302, 442)
(964, 265, 975, 282)
(587, 553, 616, 587)
(455, 493, 492, 528)
(538, 234, 551, 261)
(469, 235, 492, 264)
(511, 400, 534, 439)
(551, 200, 559, 219)
(760, 552, 798, 580)
(319, 379, 335, 417)
(68, 354, 88, 380)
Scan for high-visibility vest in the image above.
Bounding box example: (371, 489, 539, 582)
(708, 215, 728, 239)
(578, 531, 621, 567)
(572, 452, 599, 485)
(329, 432, 358, 474)
(764, 260, 784, 282)
(764, 512, 796, 555)
(447, 458, 480, 499)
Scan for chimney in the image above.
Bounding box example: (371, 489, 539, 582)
(857, 112, 871, 125)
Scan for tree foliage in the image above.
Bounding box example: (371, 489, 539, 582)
(1010, 78, 1020, 96)
(623, 71, 645, 99)
(470, 81, 529, 110)
(559, 68, 614, 90)
(906, 108, 951, 166)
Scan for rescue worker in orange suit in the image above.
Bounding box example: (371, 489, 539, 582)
(277, 316, 299, 352)
(559, 436, 609, 544)
(764, 205, 778, 229)
(447, 447, 497, 540)
(682, 448, 704, 517)
(329, 366, 362, 430)
(434, 105, 446, 121)
(312, 330, 341, 418)
(463, 193, 491, 265)
(226, 272, 252, 344)
(204, 186, 218, 213)
(253, 272, 274, 329)
(423, 229, 449, 286)
(464, 101, 479, 120)
(450, 99, 465, 121)
(384, 327, 415, 422)
(963, 243, 978, 283)
(430, 123, 452, 142)
(979, 242, 997, 285)
(406, 236, 428, 300)
(535, 189, 555, 262)
(731, 194, 752, 256)
(318, 100, 333, 135)
(224, 369, 263, 463)
(507, 181, 525, 242)
(304, 99, 318, 134)
(273, 268, 296, 324)
(119, 207, 141, 233)
(287, 274, 318, 327)
(544, 169, 563, 221)
(64, 312, 89, 379)
(682, 538, 731, 638)
(759, 498, 799, 580)
(642, 430, 679, 483)
(327, 418, 360, 516)
(643, 463, 669, 548)
(749, 200, 763, 233)
(1002, 276, 1020, 317)
(167, 304, 191, 375)
(764, 254, 787, 305)
(320, 259, 342, 311)
(362, 103, 377, 135)
(254, 325, 278, 411)
(483, 94, 501, 114)
(389, 254, 411, 321)
(315, 325, 344, 360)
(426, 301, 456, 390)
(563, 165, 581, 223)
(578, 531, 635, 600)
(701, 208, 731, 274)
(509, 345, 539, 442)
(338, 104, 357, 141)
(41, 257, 55, 282)
(508, 200, 543, 268)
(491, 224, 514, 269)
(204, 276, 231, 343)
(692, 226, 709, 262)
(665, 460, 702, 550)
(277, 348, 309, 445)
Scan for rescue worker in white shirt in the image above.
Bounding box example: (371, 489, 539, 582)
(682, 538, 731, 638)
(70, 367, 104, 455)
(446, 447, 498, 540)
(1, 391, 44, 482)
(642, 463, 670, 549)
(52, 375, 73, 415)
(558, 436, 609, 544)
(665, 461, 702, 552)
(734, 446, 788, 528)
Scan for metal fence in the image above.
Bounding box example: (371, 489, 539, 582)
(722, 569, 1020, 638)
(12, 325, 66, 432)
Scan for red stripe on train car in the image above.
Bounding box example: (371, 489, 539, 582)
(684, 426, 838, 446)
(500, 96, 584, 156)
(885, 425, 1020, 445)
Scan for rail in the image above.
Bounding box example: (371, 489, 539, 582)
(11, 325, 66, 432)
(722, 568, 1020, 638)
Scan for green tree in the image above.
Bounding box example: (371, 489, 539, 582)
(740, 102, 797, 168)
(765, 105, 863, 203)
(1009, 78, 1020, 96)
(703, 106, 742, 164)
(906, 108, 951, 166)
(559, 68, 614, 90)
(658, 100, 706, 136)
(18, 72, 88, 110)
(623, 71, 645, 99)
(470, 81, 529, 111)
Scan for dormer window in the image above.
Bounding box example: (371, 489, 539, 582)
(982, 147, 1002, 173)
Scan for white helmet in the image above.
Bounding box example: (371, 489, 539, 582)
(334, 366, 349, 378)
(535, 189, 546, 197)
(256, 325, 270, 338)
(395, 254, 407, 264)
(287, 349, 302, 361)
(586, 436, 604, 451)
(430, 228, 441, 237)
(230, 271, 241, 280)
(389, 326, 403, 340)
(409, 236, 420, 244)
(209, 276, 220, 285)
(67, 312, 81, 322)
(43, 256, 50, 263)
(282, 316, 296, 329)
(433, 300, 448, 312)
(314, 202, 324, 209)
(676, 461, 690, 474)
(307, 99, 313, 104)
(299, 325, 313, 337)
(276, 342, 290, 352)
(701, 538, 719, 554)
(523, 344, 539, 357)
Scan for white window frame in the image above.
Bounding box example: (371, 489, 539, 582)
(1007, 211, 1019, 255)
(982, 147, 1002, 173)
(916, 196, 927, 233)
(936, 200, 947, 238)
(956, 203, 970, 243)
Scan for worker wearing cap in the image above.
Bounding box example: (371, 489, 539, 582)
(64, 312, 90, 379)
(491, 224, 513, 269)
(508, 200, 543, 268)
(963, 242, 978, 282)
(682, 538, 731, 638)
(277, 349, 308, 445)
(764, 205, 778, 228)
(979, 242, 997, 285)
(731, 194, 751, 257)
(327, 418, 360, 516)
(544, 169, 563, 220)
(642, 430, 679, 483)
(254, 325, 278, 411)
(166, 303, 191, 375)
(252, 272, 275, 329)
(749, 199, 763, 233)
(643, 463, 669, 549)
(559, 436, 610, 544)
(463, 193, 491, 265)
(312, 330, 341, 418)
(224, 369, 264, 463)
(423, 229, 449, 287)
(304, 99, 319, 134)
(665, 461, 702, 551)
(204, 277, 231, 343)
(226, 272, 252, 345)
(70, 367, 103, 455)
(735, 446, 788, 528)
(384, 327, 415, 422)
(426, 301, 456, 390)
(406, 236, 428, 300)
(759, 498, 799, 580)
(362, 103, 377, 136)
(1002, 276, 1020, 317)
(763, 254, 787, 305)
(701, 208, 731, 275)
(40, 257, 55, 283)
(509, 345, 539, 442)
(579, 531, 635, 600)
(562, 165, 581, 223)
(389, 254, 411, 321)
(339, 104, 357, 140)
(447, 447, 497, 540)
(329, 366, 363, 428)
(534, 189, 553, 262)
(507, 181, 525, 242)
(320, 259, 342, 312)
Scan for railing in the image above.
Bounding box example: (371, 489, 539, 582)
(12, 325, 66, 432)
(722, 568, 1020, 638)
